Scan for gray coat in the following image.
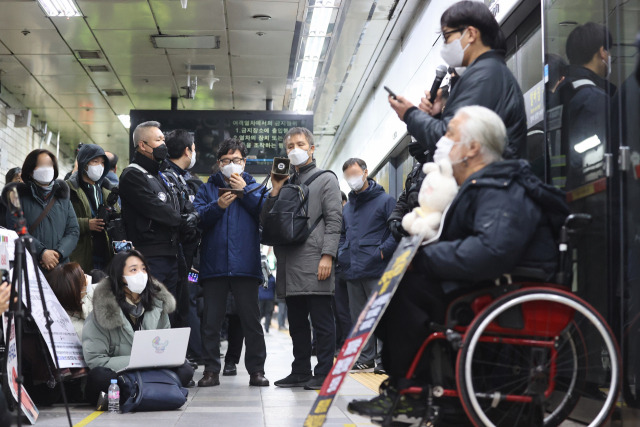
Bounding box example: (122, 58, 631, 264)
(262, 161, 343, 298)
(82, 277, 176, 372)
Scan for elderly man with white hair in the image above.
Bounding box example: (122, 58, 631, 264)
(348, 106, 570, 425)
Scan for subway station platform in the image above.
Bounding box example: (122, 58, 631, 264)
(29, 326, 382, 427)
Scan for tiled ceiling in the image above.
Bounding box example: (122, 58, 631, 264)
(0, 0, 306, 161)
(0, 0, 404, 167)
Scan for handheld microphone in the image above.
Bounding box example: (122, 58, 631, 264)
(429, 65, 448, 104)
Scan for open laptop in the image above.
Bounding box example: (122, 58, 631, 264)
(117, 327, 191, 373)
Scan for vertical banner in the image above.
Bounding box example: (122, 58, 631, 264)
(4, 316, 39, 424)
(304, 233, 428, 427)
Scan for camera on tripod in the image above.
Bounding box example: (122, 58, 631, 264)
(96, 188, 127, 242)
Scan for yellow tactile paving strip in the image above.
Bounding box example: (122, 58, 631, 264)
(349, 372, 388, 393)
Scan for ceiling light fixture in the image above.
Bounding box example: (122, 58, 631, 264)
(180, 0, 187, 9)
(291, 0, 338, 112)
(151, 35, 221, 49)
(574, 135, 601, 154)
(207, 70, 219, 90)
(253, 14, 272, 21)
(37, 0, 81, 17)
(118, 114, 131, 129)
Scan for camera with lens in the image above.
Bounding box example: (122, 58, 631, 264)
(96, 187, 127, 242)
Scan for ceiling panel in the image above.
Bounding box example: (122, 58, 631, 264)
(79, 0, 157, 30)
(49, 17, 101, 51)
(0, 54, 25, 75)
(36, 75, 98, 94)
(102, 96, 135, 115)
(17, 54, 86, 76)
(167, 53, 231, 77)
(89, 73, 125, 90)
(231, 55, 290, 77)
(55, 93, 111, 109)
(0, 29, 72, 55)
(0, 2, 55, 30)
(120, 75, 176, 95)
(233, 76, 286, 96)
(66, 107, 116, 123)
(150, 0, 227, 32)
(226, 1, 299, 32)
(79, 121, 125, 134)
(93, 30, 164, 57)
(234, 94, 285, 111)
(228, 30, 294, 56)
(108, 54, 172, 76)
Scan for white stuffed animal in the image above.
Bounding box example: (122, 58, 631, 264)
(401, 159, 459, 240)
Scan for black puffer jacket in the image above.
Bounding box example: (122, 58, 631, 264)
(387, 161, 426, 240)
(404, 50, 526, 160)
(416, 160, 569, 287)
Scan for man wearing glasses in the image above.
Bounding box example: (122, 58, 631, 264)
(388, 1, 526, 162)
(193, 138, 269, 388)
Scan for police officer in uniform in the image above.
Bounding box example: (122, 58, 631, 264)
(119, 121, 197, 322)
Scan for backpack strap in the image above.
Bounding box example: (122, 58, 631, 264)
(303, 169, 337, 236)
(303, 169, 336, 187)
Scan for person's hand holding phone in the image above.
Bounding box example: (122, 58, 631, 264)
(218, 192, 237, 209)
(388, 94, 416, 122)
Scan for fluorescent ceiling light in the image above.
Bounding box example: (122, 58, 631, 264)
(574, 135, 601, 153)
(151, 35, 221, 49)
(118, 115, 131, 129)
(37, 0, 81, 17)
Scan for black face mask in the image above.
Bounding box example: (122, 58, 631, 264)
(408, 141, 429, 163)
(144, 142, 168, 162)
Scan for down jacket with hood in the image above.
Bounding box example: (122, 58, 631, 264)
(82, 277, 176, 372)
(3, 179, 79, 268)
(66, 144, 116, 271)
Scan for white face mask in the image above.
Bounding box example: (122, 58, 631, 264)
(288, 148, 310, 166)
(602, 54, 612, 78)
(33, 166, 55, 185)
(440, 29, 469, 68)
(221, 163, 244, 178)
(346, 174, 366, 192)
(86, 164, 104, 182)
(433, 136, 456, 164)
(124, 272, 148, 294)
(188, 150, 197, 170)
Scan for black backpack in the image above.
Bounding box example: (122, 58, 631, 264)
(260, 170, 335, 246)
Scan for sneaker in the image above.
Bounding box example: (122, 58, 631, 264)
(303, 375, 326, 390)
(347, 387, 396, 417)
(349, 386, 426, 425)
(370, 395, 427, 426)
(350, 360, 375, 373)
(374, 363, 387, 375)
(274, 373, 312, 388)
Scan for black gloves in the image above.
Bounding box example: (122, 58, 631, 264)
(181, 212, 199, 229)
(389, 220, 408, 242)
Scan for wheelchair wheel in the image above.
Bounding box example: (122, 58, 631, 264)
(456, 287, 620, 427)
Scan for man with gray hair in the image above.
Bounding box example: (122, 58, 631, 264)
(119, 121, 193, 325)
(348, 106, 570, 425)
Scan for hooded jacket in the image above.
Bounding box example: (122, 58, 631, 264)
(82, 277, 176, 372)
(3, 180, 79, 267)
(66, 144, 115, 271)
(404, 50, 526, 160)
(416, 160, 570, 290)
(193, 171, 267, 283)
(339, 179, 397, 280)
(261, 161, 343, 298)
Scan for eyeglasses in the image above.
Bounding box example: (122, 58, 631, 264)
(442, 27, 466, 43)
(219, 158, 245, 166)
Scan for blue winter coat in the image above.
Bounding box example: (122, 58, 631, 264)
(338, 180, 397, 280)
(193, 171, 268, 283)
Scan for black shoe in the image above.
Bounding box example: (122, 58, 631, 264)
(348, 387, 396, 418)
(249, 371, 270, 387)
(186, 380, 196, 388)
(198, 371, 220, 387)
(370, 394, 427, 426)
(303, 375, 326, 390)
(374, 363, 387, 375)
(274, 373, 312, 388)
(350, 360, 375, 373)
(223, 362, 237, 376)
(187, 358, 199, 370)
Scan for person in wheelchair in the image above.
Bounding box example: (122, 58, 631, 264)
(348, 105, 570, 425)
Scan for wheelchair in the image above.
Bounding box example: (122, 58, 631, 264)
(379, 214, 621, 427)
